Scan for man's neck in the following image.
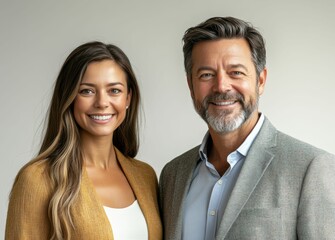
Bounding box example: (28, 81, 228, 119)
(207, 112, 260, 175)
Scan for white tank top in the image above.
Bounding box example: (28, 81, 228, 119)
(103, 200, 148, 240)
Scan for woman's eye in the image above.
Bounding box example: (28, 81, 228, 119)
(110, 89, 121, 94)
(79, 89, 94, 95)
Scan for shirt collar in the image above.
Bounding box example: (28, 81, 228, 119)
(199, 113, 265, 160)
(238, 113, 265, 156)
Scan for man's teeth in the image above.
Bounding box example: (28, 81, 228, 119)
(213, 101, 235, 106)
(90, 115, 112, 120)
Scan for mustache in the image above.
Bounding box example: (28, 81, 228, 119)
(203, 92, 244, 105)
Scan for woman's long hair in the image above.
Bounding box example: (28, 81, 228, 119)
(11, 41, 141, 239)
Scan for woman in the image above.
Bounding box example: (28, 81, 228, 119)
(5, 41, 162, 240)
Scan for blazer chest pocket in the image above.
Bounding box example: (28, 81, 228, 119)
(226, 208, 282, 240)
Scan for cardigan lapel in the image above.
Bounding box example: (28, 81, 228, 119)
(81, 148, 161, 240)
(115, 148, 159, 239)
(81, 167, 115, 239)
(216, 118, 277, 239)
(115, 148, 147, 204)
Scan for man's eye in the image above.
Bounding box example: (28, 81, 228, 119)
(200, 73, 214, 79)
(231, 71, 243, 76)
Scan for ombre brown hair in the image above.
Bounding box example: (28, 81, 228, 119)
(11, 41, 141, 239)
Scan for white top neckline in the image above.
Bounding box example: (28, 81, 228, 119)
(103, 200, 148, 240)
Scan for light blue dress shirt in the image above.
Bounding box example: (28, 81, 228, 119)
(182, 114, 265, 240)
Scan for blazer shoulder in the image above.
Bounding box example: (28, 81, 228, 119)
(160, 145, 200, 179)
(276, 130, 332, 157)
(168, 145, 200, 166)
(260, 117, 332, 158)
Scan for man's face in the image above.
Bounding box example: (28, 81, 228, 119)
(189, 38, 266, 134)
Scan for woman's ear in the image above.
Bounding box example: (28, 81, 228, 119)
(126, 89, 132, 109)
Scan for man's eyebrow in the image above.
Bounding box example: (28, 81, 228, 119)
(227, 64, 249, 72)
(195, 66, 216, 74)
(195, 64, 249, 73)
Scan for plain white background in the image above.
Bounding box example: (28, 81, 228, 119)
(1, 0, 334, 236)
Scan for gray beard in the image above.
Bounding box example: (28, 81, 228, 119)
(194, 91, 259, 134)
(206, 108, 248, 133)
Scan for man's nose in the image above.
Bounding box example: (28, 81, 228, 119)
(213, 72, 232, 93)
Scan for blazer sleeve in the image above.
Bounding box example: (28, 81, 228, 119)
(5, 163, 52, 240)
(297, 152, 335, 239)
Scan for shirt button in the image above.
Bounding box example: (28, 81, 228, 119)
(218, 180, 223, 185)
(209, 210, 216, 216)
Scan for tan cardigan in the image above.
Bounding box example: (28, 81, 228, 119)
(5, 148, 162, 240)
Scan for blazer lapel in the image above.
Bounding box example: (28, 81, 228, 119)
(169, 148, 200, 239)
(216, 118, 277, 239)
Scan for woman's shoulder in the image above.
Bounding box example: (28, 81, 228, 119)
(125, 157, 159, 191)
(116, 148, 156, 173)
(131, 157, 157, 175)
(7, 160, 52, 237)
(18, 160, 50, 181)
(11, 160, 52, 197)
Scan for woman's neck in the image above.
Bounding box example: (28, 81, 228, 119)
(80, 133, 117, 170)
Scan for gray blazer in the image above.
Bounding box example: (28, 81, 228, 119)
(159, 117, 335, 240)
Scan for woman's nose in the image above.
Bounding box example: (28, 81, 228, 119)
(94, 92, 109, 108)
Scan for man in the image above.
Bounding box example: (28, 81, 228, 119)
(159, 16, 335, 240)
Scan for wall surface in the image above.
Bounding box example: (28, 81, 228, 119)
(1, 0, 334, 236)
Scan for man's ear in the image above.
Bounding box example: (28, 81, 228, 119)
(187, 77, 195, 99)
(258, 68, 267, 96)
